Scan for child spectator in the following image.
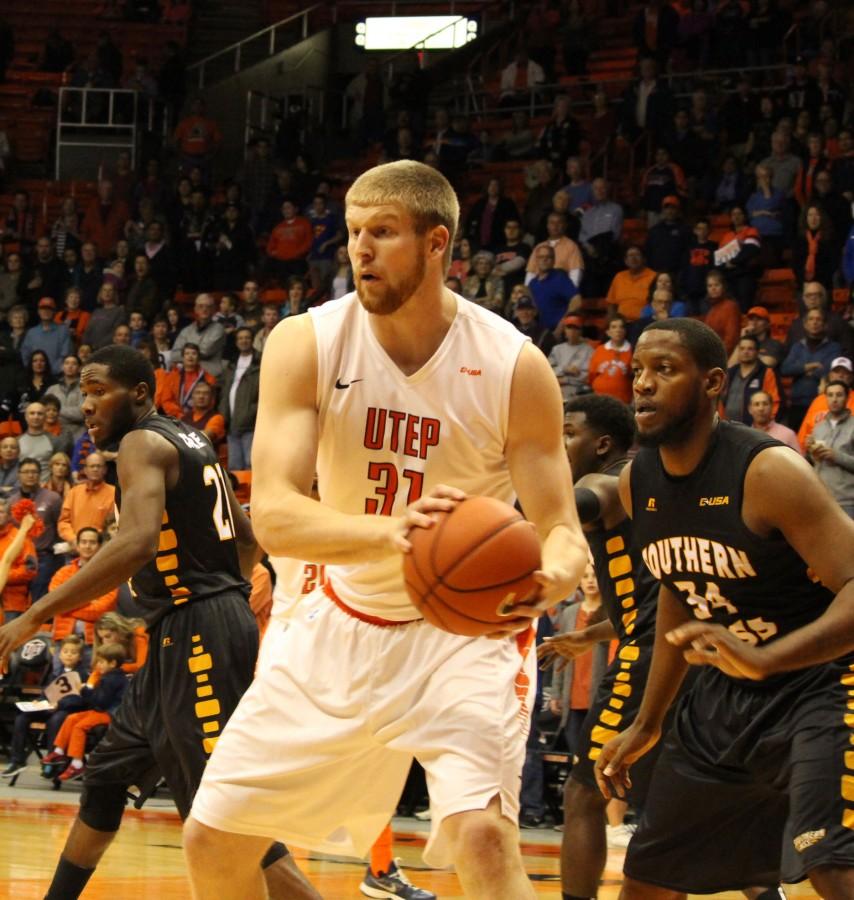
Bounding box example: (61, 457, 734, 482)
(1, 634, 90, 778)
(40, 642, 128, 782)
(589, 316, 633, 403)
(127, 311, 149, 349)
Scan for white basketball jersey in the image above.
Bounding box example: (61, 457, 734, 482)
(310, 292, 528, 620)
(268, 556, 326, 621)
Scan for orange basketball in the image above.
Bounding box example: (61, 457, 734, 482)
(403, 496, 542, 636)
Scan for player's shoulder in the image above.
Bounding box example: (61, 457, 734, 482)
(453, 294, 527, 344)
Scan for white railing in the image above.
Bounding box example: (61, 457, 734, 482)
(55, 87, 171, 179)
(188, 3, 325, 89)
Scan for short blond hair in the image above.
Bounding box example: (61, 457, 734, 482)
(346, 161, 459, 272)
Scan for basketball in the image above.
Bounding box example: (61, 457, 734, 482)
(403, 496, 542, 636)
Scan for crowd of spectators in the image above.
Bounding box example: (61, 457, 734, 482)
(0, 0, 848, 650)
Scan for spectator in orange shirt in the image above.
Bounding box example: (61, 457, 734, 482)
(157, 344, 216, 418)
(265, 199, 313, 284)
(182, 381, 225, 448)
(606, 246, 657, 322)
(81, 181, 130, 260)
(703, 269, 741, 355)
(526, 211, 584, 289)
(57, 453, 116, 553)
(173, 97, 222, 181)
(589, 315, 633, 403)
(55, 287, 90, 345)
(0, 498, 38, 622)
(50, 527, 118, 647)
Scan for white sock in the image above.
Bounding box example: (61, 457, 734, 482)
(69, 759, 83, 769)
(53, 747, 64, 755)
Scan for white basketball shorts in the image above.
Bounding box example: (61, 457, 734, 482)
(190, 586, 536, 867)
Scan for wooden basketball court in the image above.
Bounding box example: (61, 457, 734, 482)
(0, 780, 820, 900)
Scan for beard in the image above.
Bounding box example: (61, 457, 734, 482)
(636, 403, 701, 449)
(355, 252, 427, 316)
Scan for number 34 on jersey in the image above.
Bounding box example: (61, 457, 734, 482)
(673, 580, 779, 646)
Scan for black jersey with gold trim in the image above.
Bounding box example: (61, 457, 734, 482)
(630, 420, 833, 652)
(116, 415, 249, 626)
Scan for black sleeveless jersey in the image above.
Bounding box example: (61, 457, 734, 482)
(630, 420, 833, 652)
(115, 415, 249, 626)
(586, 464, 658, 644)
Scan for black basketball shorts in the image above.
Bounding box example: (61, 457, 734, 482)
(84, 590, 259, 819)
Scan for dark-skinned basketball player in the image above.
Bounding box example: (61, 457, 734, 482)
(0, 345, 319, 900)
(540, 392, 784, 900)
(595, 318, 854, 900)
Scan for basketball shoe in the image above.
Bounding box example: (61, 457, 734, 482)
(359, 859, 436, 899)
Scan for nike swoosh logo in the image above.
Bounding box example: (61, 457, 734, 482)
(335, 378, 363, 389)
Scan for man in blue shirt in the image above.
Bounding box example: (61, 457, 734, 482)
(20, 298, 72, 374)
(529, 245, 579, 332)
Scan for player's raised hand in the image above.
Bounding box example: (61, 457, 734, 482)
(392, 484, 467, 553)
(538, 630, 596, 672)
(666, 621, 773, 680)
(594, 723, 661, 800)
(0, 616, 40, 676)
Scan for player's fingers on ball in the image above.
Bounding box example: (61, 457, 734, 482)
(406, 510, 437, 530)
(429, 484, 467, 500)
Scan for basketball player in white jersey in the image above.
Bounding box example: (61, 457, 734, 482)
(183, 160, 588, 900)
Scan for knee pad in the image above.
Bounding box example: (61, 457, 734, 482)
(79, 783, 128, 833)
(260, 841, 289, 869)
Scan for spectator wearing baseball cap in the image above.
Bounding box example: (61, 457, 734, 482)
(511, 290, 555, 357)
(727, 305, 784, 369)
(20, 298, 72, 375)
(548, 315, 592, 402)
(797, 357, 854, 450)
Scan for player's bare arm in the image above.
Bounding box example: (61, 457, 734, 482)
(222, 472, 262, 580)
(573, 471, 627, 530)
(594, 583, 691, 799)
(491, 343, 588, 634)
(251, 315, 459, 563)
(0, 430, 175, 670)
(668, 445, 854, 679)
(538, 617, 616, 672)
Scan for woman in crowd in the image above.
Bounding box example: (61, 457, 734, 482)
(19, 350, 55, 413)
(793, 204, 837, 292)
(93, 612, 149, 677)
(446, 237, 474, 282)
(746, 163, 786, 267)
(331, 245, 353, 300)
(462, 250, 505, 314)
(44, 451, 74, 497)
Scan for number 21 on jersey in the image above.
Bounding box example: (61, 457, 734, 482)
(203, 463, 235, 540)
